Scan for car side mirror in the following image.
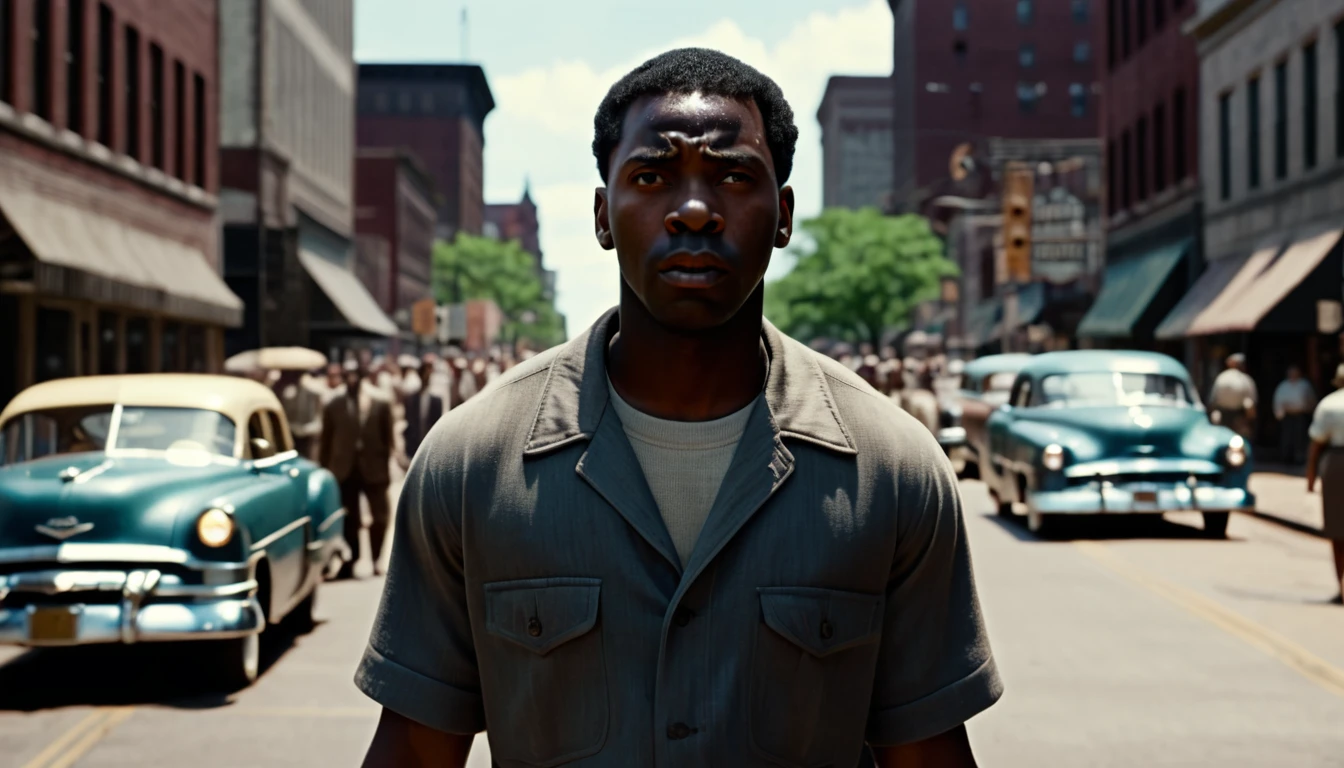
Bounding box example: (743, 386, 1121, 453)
(249, 437, 274, 460)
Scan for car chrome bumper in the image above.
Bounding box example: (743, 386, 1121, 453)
(0, 568, 264, 647)
(1028, 483, 1255, 515)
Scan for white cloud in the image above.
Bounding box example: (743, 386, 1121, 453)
(484, 0, 893, 336)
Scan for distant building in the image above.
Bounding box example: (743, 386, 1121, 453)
(0, 0, 241, 408)
(484, 184, 557, 304)
(816, 76, 894, 210)
(356, 63, 495, 241)
(354, 148, 437, 342)
(218, 0, 394, 359)
(888, 0, 1101, 210)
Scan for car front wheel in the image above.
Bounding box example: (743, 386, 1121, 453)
(1202, 511, 1231, 538)
(202, 632, 260, 692)
(1027, 508, 1055, 537)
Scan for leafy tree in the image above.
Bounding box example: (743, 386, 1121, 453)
(432, 234, 566, 349)
(765, 208, 956, 348)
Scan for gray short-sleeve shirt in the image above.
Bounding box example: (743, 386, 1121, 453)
(355, 309, 1002, 767)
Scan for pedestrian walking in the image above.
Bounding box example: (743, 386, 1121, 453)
(319, 362, 394, 580)
(356, 48, 999, 767)
(1272, 365, 1316, 465)
(273, 368, 322, 459)
(1209, 353, 1258, 442)
(903, 364, 941, 437)
(402, 355, 444, 463)
(1306, 363, 1344, 605)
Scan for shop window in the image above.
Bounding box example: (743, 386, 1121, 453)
(35, 307, 74, 382)
(160, 321, 180, 371)
(184, 324, 206, 372)
(32, 0, 51, 120)
(149, 42, 163, 169)
(124, 25, 139, 160)
(66, 0, 84, 134)
(173, 59, 184, 179)
(96, 2, 111, 145)
(125, 316, 150, 373)
(98, 310, 119, 373)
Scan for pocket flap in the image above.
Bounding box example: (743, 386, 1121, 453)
(758, 586, 882, 658)
(485, 577, 602, 656)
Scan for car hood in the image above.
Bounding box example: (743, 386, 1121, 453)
(0, 452, 253, 550)
(1015, 405, 1221, 461)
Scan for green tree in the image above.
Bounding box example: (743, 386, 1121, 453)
(764, 208, 956, 348)
(432, 234, 566, 349)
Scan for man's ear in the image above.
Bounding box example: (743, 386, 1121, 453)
(595, 187, 615, 250)
(775, 185, 795, 249)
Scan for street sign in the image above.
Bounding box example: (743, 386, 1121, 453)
(411, 298, 437, 337)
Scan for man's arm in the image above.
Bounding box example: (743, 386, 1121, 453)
(872, 725, 977, 768)
(1307, 438, 1326, 491)
(362, 709, 474, 768)
(318, 401, 333, 468)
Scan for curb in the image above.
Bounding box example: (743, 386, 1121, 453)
(1243, 509, 1327, 539)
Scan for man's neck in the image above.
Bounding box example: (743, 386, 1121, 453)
(607, 283, 766, 422)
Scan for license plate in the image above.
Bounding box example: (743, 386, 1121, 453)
(29, 606, 79, 641)
(1133, 490, 1159, 503)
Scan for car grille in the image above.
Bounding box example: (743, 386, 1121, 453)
(1066, 472, 1222, 487)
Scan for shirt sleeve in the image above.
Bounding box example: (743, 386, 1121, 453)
(1309, 402, 1333, 444)
(353, 445, 486, 735)
(866, 450, 1003, 746)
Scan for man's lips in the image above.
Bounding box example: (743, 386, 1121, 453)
(657, 251, 730, 288)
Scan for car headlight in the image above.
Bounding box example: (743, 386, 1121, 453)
(197, 508, 235, 548)
(1042, 444, 1066, 472)
(1225, 435, 1247, 468)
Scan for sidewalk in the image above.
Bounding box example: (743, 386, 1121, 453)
(1247, 470, 1326, 534)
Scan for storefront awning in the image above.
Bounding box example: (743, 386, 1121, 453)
(1155, 251, 1260, 340)
(1191, 229, 1342, 336)
(298, 249, 398, 337)
(0, 181, 243, 327)
(1077, 239, 1190, 339)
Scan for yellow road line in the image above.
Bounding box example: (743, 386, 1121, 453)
(43, 707, 135, 768)
(1076, 541, 1344, 698)
(17, 710, 108, 768)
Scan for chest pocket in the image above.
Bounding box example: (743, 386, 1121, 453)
(750, 586, 883, 768)
(483, 577, 607, 767)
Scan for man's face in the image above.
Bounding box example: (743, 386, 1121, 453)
(1288, 367, 1301, 381)
(345, 368, 364, 392)
(595, 92, 794, 331)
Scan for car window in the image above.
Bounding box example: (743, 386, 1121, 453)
(265, 410, 293, 453)
(1, 406, 234, 464)
(1014, 379, 1034, 408)
(985, 371, 1019, 393)
(247, 411, 275, 459)
(1040, 372, 1194, 407)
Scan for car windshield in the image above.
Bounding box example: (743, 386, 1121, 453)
(0, 405, 237, 465)
(984, 372, 1018, 393)
(1039, 372, 1194, 408)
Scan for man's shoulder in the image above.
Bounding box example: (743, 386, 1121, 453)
(421, 348, 561, 452)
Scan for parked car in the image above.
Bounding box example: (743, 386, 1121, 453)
(956, 354, 1034, 479)
(985, 351, 1254, 537)
(0, 374, 344, 689)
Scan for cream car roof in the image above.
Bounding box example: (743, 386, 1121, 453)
(0, 374, 285, 428)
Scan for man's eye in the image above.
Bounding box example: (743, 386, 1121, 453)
(721, 172, 752, 184)
(633, 172, 664, 186)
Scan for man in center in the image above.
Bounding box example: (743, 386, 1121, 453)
(356, 48, 1001, 767)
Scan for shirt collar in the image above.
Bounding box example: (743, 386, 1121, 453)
(523, 308, 856, 456)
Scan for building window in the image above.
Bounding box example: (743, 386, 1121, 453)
(952, 2, 968, 30)
(1219, 91, 1232, 200)
(160, 322, 180, 372)
(1075, 41, 1091, 63)
(35, 308, 74, 382)
(1120, 0, 1132, 60)
(953, 39, 967, 65)
(1016, 0, 1033, 25)
(1019, 44, 1035, 68)
(1136, 0, 1148, 47)
(1073, 0, 1089, 23)
(125, 316, 149, 374)
(193, 72, 205, 186)
(0, 0, 10, 104)
(1173, 86, 1187, 181)
(1017, 82, 1038, 113)
(1107, 139, 1118, 215)
(374, 90, 388, 112)
(124, 25, 139, 160)
(32, 0, 51, 120)
(96, 2, 111, 145)
(1107, 0, 1117, 70)
(399, 89, 412, 112)
(1247, 76, 1261, 189)
(173, 60, 184, 179)
(1070, 83, 1088, 117)
(1153, 0, 1165, 29)
(1136, 115, 1149, 201)
(1153, 102, 1167, 193)
(1274, 60, 1287, 179)
(1121, 128, 1133, 209)
(420, 90, 434, 113)
(1304, 40, 1318, 170)
(97, 311, 119, 374)
(149, 43, 163, 169)
(66, 0, 84, 134)
(1337, 20, 1344, 159)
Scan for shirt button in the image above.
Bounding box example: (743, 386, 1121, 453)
(666, 722, 695, 740)
(527, 617, 543, 637)
(819, 620, 834, 640)
(673, 607, 693, 627)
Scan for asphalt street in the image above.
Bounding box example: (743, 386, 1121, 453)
(1, 478, 1342, 767)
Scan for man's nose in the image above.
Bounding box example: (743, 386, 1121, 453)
(664, 194, 725, 235)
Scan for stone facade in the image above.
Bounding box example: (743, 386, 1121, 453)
(817, 75, 894, 210)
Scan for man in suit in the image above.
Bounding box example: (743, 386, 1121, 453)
(403, 355, 444, 462)
(319, 361, 395, 579)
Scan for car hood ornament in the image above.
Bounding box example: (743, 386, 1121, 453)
(36, 516, 95, 541)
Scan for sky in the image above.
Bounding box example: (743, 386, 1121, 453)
(354, 0, 894, 336)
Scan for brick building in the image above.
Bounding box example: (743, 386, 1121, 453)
(816, 75, 894, 210)
(218, 0, 394, 359)
(483, 184, 556, 301)
(356, 63, 495, 242)
(0, 0, 241, 408)
(354, 148, 436, 341)
(888, 0, 1101, 210)
(1077, 0, 1201, 358)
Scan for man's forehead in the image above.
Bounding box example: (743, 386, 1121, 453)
(620, 92, 765, 146)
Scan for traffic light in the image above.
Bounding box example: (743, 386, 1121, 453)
(1001, 166, 1034, 284)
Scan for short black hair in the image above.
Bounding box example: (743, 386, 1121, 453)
(592, 48, 798, 187)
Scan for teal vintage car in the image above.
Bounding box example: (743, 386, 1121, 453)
(0, 374, 344, 689)
(985, 351, 1254, 538)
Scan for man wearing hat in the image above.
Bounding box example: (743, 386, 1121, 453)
(1208, 353, 1258, 442)
(319, 360, 395, 579)
(1306, 363, 1344, 604)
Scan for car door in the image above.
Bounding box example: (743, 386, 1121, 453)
(257, 409, 309, 614)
